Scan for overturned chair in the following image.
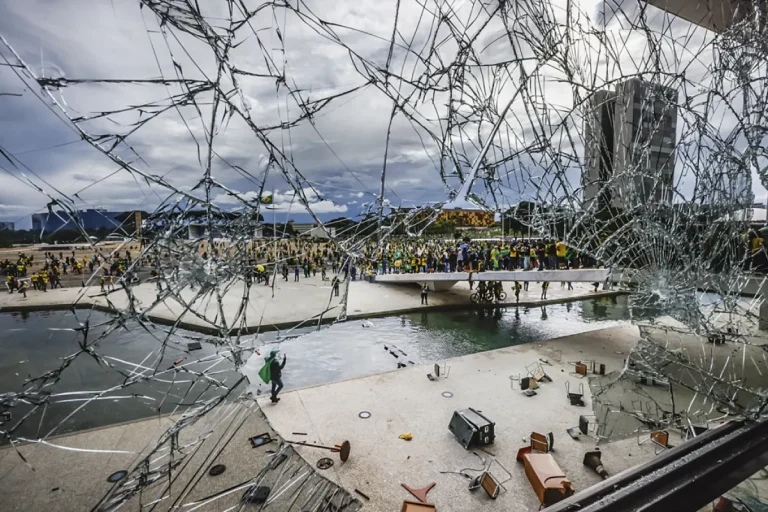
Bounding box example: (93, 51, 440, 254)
(517, 450, 575, 506)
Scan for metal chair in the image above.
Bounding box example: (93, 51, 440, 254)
(565, 381, 585, 406)
(637, 429, 672, 454)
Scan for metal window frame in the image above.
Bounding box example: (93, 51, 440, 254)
(544, 417, 768, 512)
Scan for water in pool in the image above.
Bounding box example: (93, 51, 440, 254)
(0, 296, 636, 440)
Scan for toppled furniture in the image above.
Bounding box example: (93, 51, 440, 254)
(565, 381, 585, 406)
(583, 449, 609, 479)
(401, 501, 436, 511)
(526, 361, 552, 383)
(572, 361, 588, 377)
(519, 452, 575, 506)
(638, 430, 673, 454)
(448, 408, 495, 449)
(401, 482, 436, 503)
(570, 360, 605, 377)
(530, 431, 554, 453)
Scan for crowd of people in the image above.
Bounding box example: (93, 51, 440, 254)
(356, 237, 597, 275)
(2, 248, 137, 296)
(1, 237, 601, 302)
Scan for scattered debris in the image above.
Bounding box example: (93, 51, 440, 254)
(242, 486, 270, 504)
(399, 433, 413, 441)
(402, 500, 436, 511)
(317, 457, 334, 470)
(286, 439, 351, 462)
(268, 453, 288, 470)
(583, 450, 608, 479)
(362, 321, 374, 328)
(187, 341, 202, 351)
(292, 432, 308, 435)
(249, 432, 274, 448)
(449, 408, 495, 449)
(354, 489, 370, 501)
(401, 482, 436, 503)
(530, 431, 554, 453)
(358, 411, 371, 419)
(50, 487, 59, 492)
(518, 451, 575, 506)
(106, 470, 128, 483)
(441, 391, 453, 398)
(208, 464, 226, 476)
(433, 363, 450, 379)
(565, 381, 585, 406)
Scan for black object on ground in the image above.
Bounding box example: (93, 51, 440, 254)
(317, 457, 334, 470)
(354, 489, 370, 501)
(583, 450, 608, 479)
(209, 464, 226, 476)
(187, 341, 202, 351)
(107, 470, 128, 483)
(292, 432, 308, 435)
(448, 408, 495, 449)
(268, 453, 288, 470)
(249, 432, 274, 448)
(242, 486, 270, 504)
(286, 439, 351, 462)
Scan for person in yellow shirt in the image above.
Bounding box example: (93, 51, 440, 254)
(41, 273, 49, 292)
(556, 240, 566, 269)
(31, 273, 39, 290)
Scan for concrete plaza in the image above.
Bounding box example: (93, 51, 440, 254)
(257, 325, 673, 511)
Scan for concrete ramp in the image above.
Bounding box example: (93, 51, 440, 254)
(374, 269, 616, 291)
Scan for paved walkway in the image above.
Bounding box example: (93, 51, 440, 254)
(0, 274, 621, 334)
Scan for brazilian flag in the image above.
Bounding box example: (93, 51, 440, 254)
(262, 195, 273, 204)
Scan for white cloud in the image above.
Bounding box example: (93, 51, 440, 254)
(212, 188, 348, 215)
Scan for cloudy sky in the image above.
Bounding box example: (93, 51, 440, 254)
(0, 0, 765, 230)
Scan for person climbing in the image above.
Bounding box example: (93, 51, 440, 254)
(268, 350, 287, 403)
(421, 283, 429, 305)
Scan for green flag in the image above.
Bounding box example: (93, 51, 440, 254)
(258, 357, 274, 384)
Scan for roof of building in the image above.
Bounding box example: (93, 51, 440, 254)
(716, 207, 767, 224)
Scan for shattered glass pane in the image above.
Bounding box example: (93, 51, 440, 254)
(0, 0, 767, 509)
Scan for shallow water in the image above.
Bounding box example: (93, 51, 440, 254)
(0, 296, 636, 439)
(243, 295, 637, 394)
